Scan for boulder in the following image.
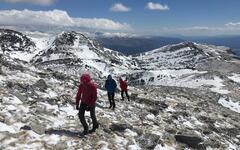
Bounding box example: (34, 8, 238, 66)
(30, 122, 45, 135)
(136, 133, 160, 149)
(14, 92, 28, 102)
(34, 79, 48, 91)
(20, 125, 32, 130)
(110, 123, 133, 132)
(175, 134, 203, 148)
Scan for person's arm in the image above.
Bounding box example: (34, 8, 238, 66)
(104, 80, 109, 90)
(125, 81, 128, 89)
(75, 84, 83, 110)
(114, 80, 117, 88)
(92, 84, 97, 103)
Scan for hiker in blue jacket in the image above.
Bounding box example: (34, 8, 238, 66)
(105, 75, 117, 110)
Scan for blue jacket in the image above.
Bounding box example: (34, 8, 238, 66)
(105, 75, 117, 93)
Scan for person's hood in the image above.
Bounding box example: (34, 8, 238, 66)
(80, 73, 91, 84)
(107, 75, 112, 80)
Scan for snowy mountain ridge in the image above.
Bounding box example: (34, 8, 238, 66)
(136, 41, 234, 70)
(31, 31, 138, 77)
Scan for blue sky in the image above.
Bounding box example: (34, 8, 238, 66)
(0, 0, 240, 36)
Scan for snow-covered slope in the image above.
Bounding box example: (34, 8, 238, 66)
(135, 41, 234, 70)
(1, 29, 240, 149)
(0, 54, 240, 149)
(32, 31, 138, 77)
(130, 42, 240, 95)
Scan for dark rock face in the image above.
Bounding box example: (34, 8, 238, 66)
(0, 29, 35, 52)
(110, 123, 133, 132)
(175, 134, 203, 148)
(54, 31, 77, 46)
(136, 133, 160, 149)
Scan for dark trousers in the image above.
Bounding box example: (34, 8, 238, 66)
(121, 90, 130, 101)
(107, 92, 115, 108)
(78, 103, 98, 132)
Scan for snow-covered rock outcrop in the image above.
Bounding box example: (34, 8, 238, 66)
(135, 41, 236, 71)
(0, 29, 36, 61)
(32, 31, 138, 77)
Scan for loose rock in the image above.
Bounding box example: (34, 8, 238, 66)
(175, 134, 203, 148)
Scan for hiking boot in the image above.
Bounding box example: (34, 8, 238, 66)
(89, 124, 99, 133)
(108, 105, 112, 109)
(83, 129, 88, 135)
(79, 130, 88, 137)
(89, 129, 96, 133)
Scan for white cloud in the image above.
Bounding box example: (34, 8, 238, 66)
(0, 9, 131, 31)
(183, 26, 210, 30)
(225, 22, 240, 27)
(0, 0, 55, 5)
(150, 25, 240, 36)
(146, 2, 169, 11)
(110, 3, 131, 12)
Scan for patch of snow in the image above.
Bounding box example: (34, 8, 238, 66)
(139, 69, 230, 94)
(59, 104, 78, 116)
(124, 129, 138, 137)
(183, 121, 194, 128)
(207, 76, 230, 94)
(228, 73, 240, 83)
(73, 45, 99, 59)
(0, 122, 16, 133)
(218, 97, 240, 113)
(146, 114, 155, 121)
(96, 141, 110, 150)
(166, 106, 176, 112)
(4, 96, 23, 105)
(154, 144, 175, 150)
(9, 52, 35, 62)
(128, 144, 141, 150)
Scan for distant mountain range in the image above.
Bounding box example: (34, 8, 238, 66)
(95, 35, 240, 56)
(95, 36, 185, 55)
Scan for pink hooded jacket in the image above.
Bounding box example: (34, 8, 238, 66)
(76, 74, 97, 106)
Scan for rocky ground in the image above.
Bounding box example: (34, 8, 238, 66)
(0, 53, 240, 150)
(1, 29, 240, 150)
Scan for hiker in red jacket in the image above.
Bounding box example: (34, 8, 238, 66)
(76, 73, 99, 135)
(119, 77, 130, 101)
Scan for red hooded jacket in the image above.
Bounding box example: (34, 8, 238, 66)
(76, 74, 97, 107)
(119, 78, 128, 91)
